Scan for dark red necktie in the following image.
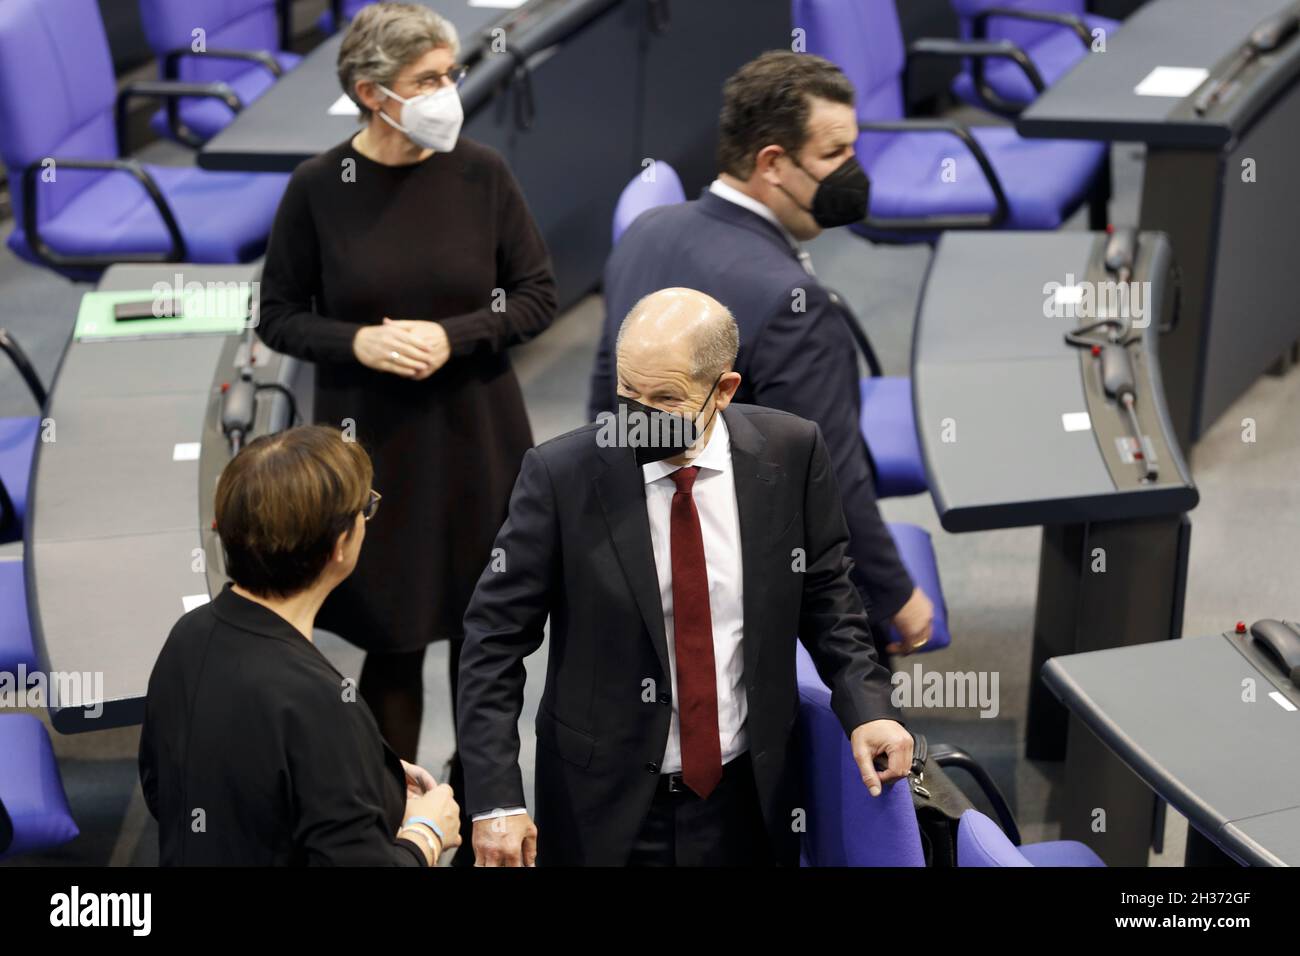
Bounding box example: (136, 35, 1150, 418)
(669, 466, 722, 799)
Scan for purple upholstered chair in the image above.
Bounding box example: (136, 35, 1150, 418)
(0, 330, 44, 547)
(0, 715, 79, 860)
(957, 808, 1106, 866)
(0, 0, 289, 280)
(138, 0, 302, 146)
(796, 643, 926, 866)
(793, 0, 1110, 242)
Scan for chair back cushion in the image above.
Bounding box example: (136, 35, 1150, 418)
(796, 642, 926, 866)
(139, 0, 283, 85)
(0, 714, 80, 860)
(0, 0, 118, 229)
(956, 807, 1032, 866)
(793, 0, 906, 169)
(612, 161, 687, 245)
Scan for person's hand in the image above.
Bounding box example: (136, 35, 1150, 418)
(403, 782, 462, 861)
(473, 813, 538, 867)
(400, 759, 436, 798)
(385, 319, 451, 380)
(850, 719, 913, 797)
(888, 587, 934, 656)
(352, 318, 437, 377)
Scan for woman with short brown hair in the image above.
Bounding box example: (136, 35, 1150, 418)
(139, 425, 461, 866)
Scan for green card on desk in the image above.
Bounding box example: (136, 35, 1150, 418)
(74, 288, 250, 341)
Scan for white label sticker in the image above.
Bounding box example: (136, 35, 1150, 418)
(1268, 691, 1297, 713)
(181, 594, 210, 613)
(328, 94, 360, 116)
(1054, 284, 1085, 306)
(173, 442, 201, 461)
(1062, 412, 1092, 432)
(1134, 66, 1209, 97)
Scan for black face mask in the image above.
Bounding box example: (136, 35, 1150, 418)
(784, 153, 871, 228)
(615, 376, 722, 466)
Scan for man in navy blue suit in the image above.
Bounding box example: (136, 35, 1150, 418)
(588, 51, 932, 656)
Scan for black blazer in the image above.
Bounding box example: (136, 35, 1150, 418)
(138, 584, 425, 866)
(588, 191, 915, 622)
(457, 404, 901, 866)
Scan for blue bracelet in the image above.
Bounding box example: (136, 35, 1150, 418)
(403, 816, 445, 848)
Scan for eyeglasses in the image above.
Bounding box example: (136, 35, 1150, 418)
(361, 489, 382, 522)
(406, 64, 469, 94)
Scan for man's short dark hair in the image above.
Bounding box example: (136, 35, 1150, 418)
(717, 50, 855, 180)
(215, 425, 373, 599)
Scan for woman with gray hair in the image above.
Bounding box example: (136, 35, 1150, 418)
(256, 0, 557, 847)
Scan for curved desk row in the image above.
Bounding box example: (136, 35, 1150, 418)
(914, 230, 1198, 866)
(25, 265, 298, 733)
(1044, 630, 1300, 866)
(1019, 0, 1300, 445)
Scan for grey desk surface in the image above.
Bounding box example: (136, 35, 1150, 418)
(26, 265, 264, 732)
(1043, 635, 1300, 866)
(913, 231, 1195, 533)
(199, 0, 507, 172)
(1018, 0, 1300, 147)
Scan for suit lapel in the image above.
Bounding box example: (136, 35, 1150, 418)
(594, 445, 671, 680)
(724, 407, 781, 690)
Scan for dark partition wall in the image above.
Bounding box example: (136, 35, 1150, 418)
(463, 0, 794, 309)
(638, 0, 794, 198)
(896, 0, 960, 110)
(1091, 0, 1150, 18)
(98, 0, 154, 71)
(463, 3, 645, 310)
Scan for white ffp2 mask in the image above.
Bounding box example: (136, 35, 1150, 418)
(376, 84, 463, 152)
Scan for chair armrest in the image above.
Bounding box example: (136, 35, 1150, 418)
(930, 743, 1023, 845)
(21, 157, 186, 270)
(116, 79, 244, 150)
(908, 36, 1046, 116)
(974, 7, 1093, 49)
(162, 47, 285, 81)
(0, 328, 47, 408)
(856, 118, 1010, 232)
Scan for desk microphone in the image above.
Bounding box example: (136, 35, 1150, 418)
(1104, 228, 1138, 286)
(1099, 343, 1157, 482)
(1194, 9, 1300, 114)
(1065, 318, 1158, 483)
(221, 367, 257, 454)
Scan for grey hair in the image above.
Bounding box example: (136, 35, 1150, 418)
(337, 2, 460, 121)
(616, 291, 740, 383)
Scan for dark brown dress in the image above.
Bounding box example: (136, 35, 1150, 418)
(257, 137, 557, 652)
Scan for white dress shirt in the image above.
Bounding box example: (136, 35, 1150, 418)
(708, 178, 817, 277)
(642, 414, 748, 773)
(470, 416, 749, 823)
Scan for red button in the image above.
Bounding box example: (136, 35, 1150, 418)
(1235, 621, 1247, 634)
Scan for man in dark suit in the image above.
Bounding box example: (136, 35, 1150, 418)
(458, 288, 912, 866)
(588, 51, 933, 659)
